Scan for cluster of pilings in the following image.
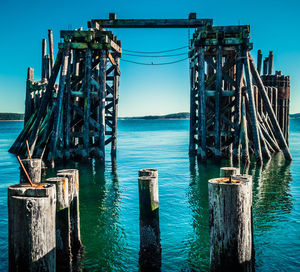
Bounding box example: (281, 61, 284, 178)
(257, 50, 290, 144)
(8, 158, 82, 271)
(189, 24, 292, 165)
(9, 24, 121, 166)
(137, 167, 254, 272)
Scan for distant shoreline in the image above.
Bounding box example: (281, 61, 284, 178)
(0, 120, 23, 122)
(1, 112, 300, 120)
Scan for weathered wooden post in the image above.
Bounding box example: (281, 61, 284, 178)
(48, 29, 55, 70)
(8, 183, 56, 272)
(57, 169, 83, 253)
(268, 51, 273, 75)
(42, 39, 47, 80)
(208, 174, 253, 272)
(257, 50, 262, 75)
(20, 158, 42, 184)
(219, 166, 240, 177)
(138, 169, 161, 271)
(24, 68, 34, 125)
(99, 49, 106, 162)
(44, 177, 72, 271)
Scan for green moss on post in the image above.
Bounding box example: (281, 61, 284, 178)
(138, 169, 161, 271)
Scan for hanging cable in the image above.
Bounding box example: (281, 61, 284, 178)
(120, 57, 189, 65)
(123, 52, 187, 58)
(123, 45, 188, 54)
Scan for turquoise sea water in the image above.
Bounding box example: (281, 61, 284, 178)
(0, 119, 299, 271)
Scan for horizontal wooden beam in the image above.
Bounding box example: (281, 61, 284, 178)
(88, 18, 212, 28)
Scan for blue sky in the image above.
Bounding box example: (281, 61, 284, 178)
(1, 0, 299, 116)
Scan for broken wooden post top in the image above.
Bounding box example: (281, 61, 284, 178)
(8, 183, 55, 197)
(88, 13, 213, 29)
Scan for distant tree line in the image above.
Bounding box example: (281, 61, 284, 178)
(119, 112, 190, 120)
(0, 113, 24, 120)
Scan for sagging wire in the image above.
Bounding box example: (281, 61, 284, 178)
(122, 45, 188, 54)
(120, 57, 189, 65)
(123, 52, 187, 58)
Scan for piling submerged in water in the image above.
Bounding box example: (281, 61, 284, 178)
(209, 173, 253, 271)
(8, 155, 83, 271)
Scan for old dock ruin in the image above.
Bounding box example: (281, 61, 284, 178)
(9, 13, 292, 165)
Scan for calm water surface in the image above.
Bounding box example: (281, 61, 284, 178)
(0, 119, 300, 271)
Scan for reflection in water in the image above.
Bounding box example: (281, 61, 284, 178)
(46, 160, 126, 271)
(186, 158, 224, 271)
(187, 155, 293, 271)
(252, 154, 293, 230)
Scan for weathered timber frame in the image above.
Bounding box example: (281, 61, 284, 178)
(189, 25, 292, 164)
(10, 13, 292, 166)
(10, 27, 121, 165)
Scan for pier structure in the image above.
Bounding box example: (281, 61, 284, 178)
(188, 25, 292, 164)
(9, 13, 291, 165)
(10, 26, 121, 164)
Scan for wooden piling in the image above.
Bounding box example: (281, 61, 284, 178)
(24, 68, 34, 125)
(214, 46, 222, 160)
(49, 49, 70, 163)
(42, 39, 47, 80)
(57, 169, 82, 254)
(219, 167, 240, 177)
(83, 48, 92, 158)
(241, 96, 250, 163)
(233, 53, 243, 162)
(8, 183, 56, 272)
(197, 47, 206, 160)
(20, 158, 41, 184)
(99, 49, 106, 161)
(249, 56, 292, 160)
(48, 30, 55, 70)
(263, 57, 268, 75)
(244, 53, 262, 165)
(138, 169, 161, 271)
(189, 55, 196, 156)
(111, 51, 120, 160)
(257, 50, 262, 75)
(208, 175, 253, 271)
(44, 177, 72, 271)
(268, 51, 273, 75)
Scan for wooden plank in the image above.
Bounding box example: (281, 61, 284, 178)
(89, 18, 213, 28)
(110, 39, 122, 54)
